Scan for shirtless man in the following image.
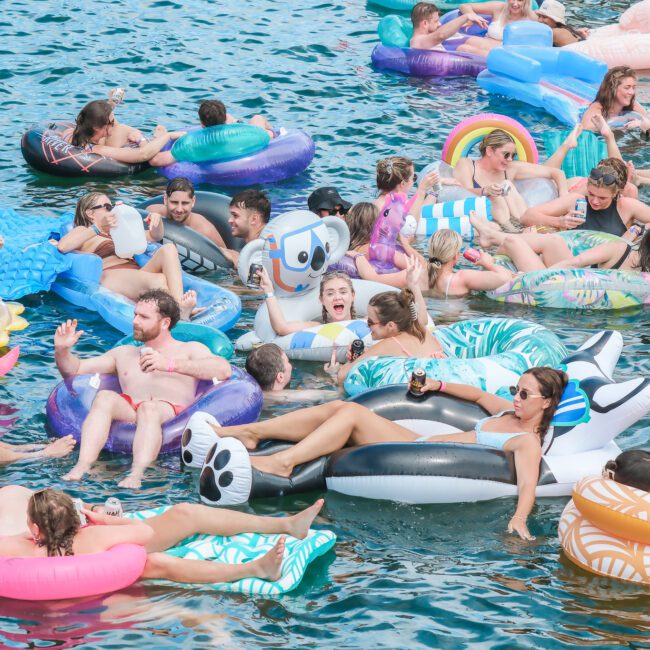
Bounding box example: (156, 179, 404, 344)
(56, 289, 232, 489)
(199, 99, 275, 139)
(409, 2, 487, 50)
(222, 190, 271, 267)
(146, 177, 227, 248)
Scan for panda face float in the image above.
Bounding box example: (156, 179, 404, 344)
(238, 210, 350, 296)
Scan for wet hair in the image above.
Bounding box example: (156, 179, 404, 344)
(28, 489, 80, 557)
(426, 229, 462, 289)
(369, 288, 426, 342)
(137, 289, 180, 329)
(230, 190, 271, 224)
(165, 177, 195, 197)
(522, 367, 568, 442)
(597, 158, 627, 191)
(603, 450, 650, 492)
(319, 271, 356, 323)
(411, 2, 439, 27)
(346, 202, 378, 251)
(376, 156, 414, 193)
(74, 192, 109, 228)
(71, 100, 113, 147)
(245, 343, 285, 391)
(594, 66, 637, 120)
(198, 100, 227, 127)
(478, 129, 516, 157)
(635, 230, 650, 273)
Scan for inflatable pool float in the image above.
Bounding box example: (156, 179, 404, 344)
(47, 363, 262, 454)
(416, 196, 492, 238)
(199, 330, 650, 505)
(489, 230, 650, 310)
(559, 474, 650, 584)
(0, 544, 147, 601)
(371, 14, 486, 77)
(370, 0, 493, 11)
(235, 209, 397, 359)
(563, 0, 650, 71)
(21, 121, 150, 178)
(543, 129, 607, 180)
(343, 317, 567, 396)
(137, 191, 243, 274)
(158, 126, 315, 186)
(477, 22, 607, 126)
(0, 300, 28, 348)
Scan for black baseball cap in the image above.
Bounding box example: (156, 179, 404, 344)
(307, 187, 352, 214)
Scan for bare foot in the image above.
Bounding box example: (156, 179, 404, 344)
(43, 435, 76, 458)
(252, 536, 285, 581)
(180, 290, 197, 321)
(470, 211, 503, 248)
(251, 454, 293, 478)
(286, 499, 324, 540)
(118, 472, 143, 489)
(216, 424, 258, 451)
(62, 463, 90, 481)
(565, 123, 583, 149)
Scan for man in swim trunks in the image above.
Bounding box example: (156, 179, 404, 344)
(221, 189, 271, 268)
(409, 2, 488, 50)
(55, 289, 232, 489)
(146, 177, 227, 248)
(199, 99, 276, 139)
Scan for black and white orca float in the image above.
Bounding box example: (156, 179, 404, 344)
(196, 330, 650, 506)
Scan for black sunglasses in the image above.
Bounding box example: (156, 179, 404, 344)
(322, 205, 349, 216)
(589, 168, 618, 185)
(509, 385, 544, 400)
(89, 202, 113, 212)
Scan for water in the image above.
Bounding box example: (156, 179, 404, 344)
(0, 0, 649, 647)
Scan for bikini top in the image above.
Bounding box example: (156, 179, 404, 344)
(93, 237, 118, 259)
(475, 411, 533, 450)
(390, 336, 446, 359)
(472, 160, 507, 189)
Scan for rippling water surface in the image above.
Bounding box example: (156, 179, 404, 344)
(1, 1, 649, 648)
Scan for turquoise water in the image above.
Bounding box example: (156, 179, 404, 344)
(1, 0, 650, 647)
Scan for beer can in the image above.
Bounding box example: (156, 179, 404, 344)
(73, 498, 87, 526)
(104, 497, 123, 517)
(109, 87, 126, 106)
(575, 199, 588, 221)
(409, 368, 427, 396)
(247, 263, 263, 288)
(463, 247, 481, 264)
(501, 180, 511, 196)
(350, 339, 365, 360)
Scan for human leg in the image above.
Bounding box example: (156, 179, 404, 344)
(251, 402, 420, 477)
(142, 537, 285, 584)
(118, 400, 175, 489)
(143, 499, 324, 552)
(140, 243, 184, 303)
(63, 391, 136, 481)
(218, 400, 348, 450)
(101, 269, 167, 302)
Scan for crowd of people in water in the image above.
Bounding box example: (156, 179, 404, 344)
(1, 0, 649, 594)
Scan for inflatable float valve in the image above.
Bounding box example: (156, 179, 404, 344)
(111, 203, 148, 259)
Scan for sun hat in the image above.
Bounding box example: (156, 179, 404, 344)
(536, 0, 566, 25)
(307, 187, 352, 214)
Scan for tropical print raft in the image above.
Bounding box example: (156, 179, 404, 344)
(127, 507, 336, 595)
(490, 230, 650, 310)
(344, 317, 567, 396)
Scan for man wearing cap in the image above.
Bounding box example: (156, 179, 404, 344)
(536, 0, 588, 47)
(307, 187, 352, 218)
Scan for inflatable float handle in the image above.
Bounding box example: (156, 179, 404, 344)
(237, 238, 266, 285)
(487, 48, 543, 83)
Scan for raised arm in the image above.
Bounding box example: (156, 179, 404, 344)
(54, 320, 118, 377)
(406, 255, 430, 329)
(145, 211, 164, 243)
(512, 161, 568, 195)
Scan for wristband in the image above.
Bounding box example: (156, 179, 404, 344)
(265, 292, 275, 299)
(167, 357, 176, 373)
(90, 504, 100, 513)
(437, 381, 447, 393)
(91, 224, 101, 236)
(425, 189, 439, 199)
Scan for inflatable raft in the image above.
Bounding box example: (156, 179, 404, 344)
(198, 330, 650, 505)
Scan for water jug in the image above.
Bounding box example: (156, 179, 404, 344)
(111, 203, 147, 259)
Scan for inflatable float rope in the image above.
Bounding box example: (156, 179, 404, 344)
(198, 329, 649, 505)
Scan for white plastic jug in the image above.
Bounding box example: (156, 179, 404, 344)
(110, 203, 148, 259)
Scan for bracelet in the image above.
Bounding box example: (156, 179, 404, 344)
(425, 189, 439, 199)
(91, 224, 101, 236)
(437, 381, 447, 393)
(167, 357, 176, 373)
(510, 515, 527, 521)
(265, 292, 275, 299)
(90, 504, 100, 513)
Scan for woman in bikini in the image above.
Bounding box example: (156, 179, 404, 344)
(0, 487, 324, 585)
(216, 366, 567, 541)
(57, 193, 197, 319)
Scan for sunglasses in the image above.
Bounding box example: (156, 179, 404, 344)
(589, 168, 618, 185)
(89, 202, 113, 212)
(322, 205, 349, 216)
(366, 318, 382, 327)
(412, 173, 418, 183)
(509, 386, 544, 400)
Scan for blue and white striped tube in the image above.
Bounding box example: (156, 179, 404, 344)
(421, 196, 491, 220)
(416, 215, 474, 239)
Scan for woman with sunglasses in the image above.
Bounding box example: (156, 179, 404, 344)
(64, 100, 185, 166)
(56, 192, 197, 320)
(217, 366, 567, 540)
(521, 164, 650, 237)
(454, 128, 569, 231)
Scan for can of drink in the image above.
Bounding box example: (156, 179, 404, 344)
(73, 498, 87, 526)
(463, 247, 481, 264)
(350, 339, 365, 360)
(629, 222, 644, 238)
(575, 199, 588, 221)
(140, 346, 153, 357)
(247, 263, 263, 289)
(109, 87, 126, 106)
(104, 497, 123, 517)
(408, 368, 427, 396)
(501, 180, 511, 196)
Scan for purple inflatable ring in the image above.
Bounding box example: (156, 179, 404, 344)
(158, 128, 315, 186)
(371, 44, 486, 77)
(46, 367, 263, 455)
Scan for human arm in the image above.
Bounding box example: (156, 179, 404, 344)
(145, 211, 164, 243)
(54, 319, 118, 377)
(519, 194, 583, 230)
(422, 378, 512, 413)
(590, 115, 623, 160)
(511, 161, 568, 195)
(453, 159, 503, 197)
(56, 226, 99, 253)
(140, 343, 232, 381)
(418, 13, 488, 48)
(507, 439, 542, 540)
(455, 251, 515, 292)
(409, 171, 442, 225)
(355, 255, 408, 288)
(623, 196, 650, 226)
(91, 129, 184, 165)
(0, 436, 76, 464)
(406, 255, 430, 329)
